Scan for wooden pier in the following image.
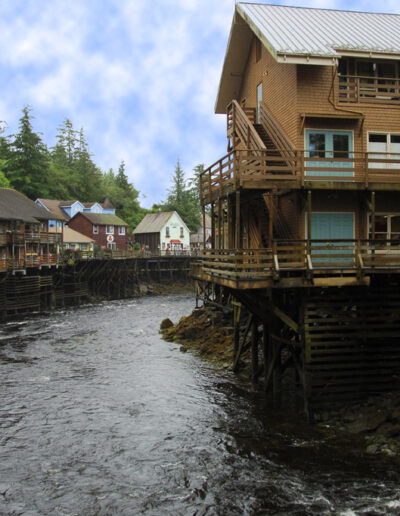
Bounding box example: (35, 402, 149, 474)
(0, 255, 192, 320)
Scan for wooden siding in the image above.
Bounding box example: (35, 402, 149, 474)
(239, 36, 298, 144)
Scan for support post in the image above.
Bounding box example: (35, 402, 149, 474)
(235, 190, 241, 249)
(307, 190, 312, 253)
(202, 206, 206, 252)
(251, 318, 259, 383)
(371, 191, 376, 240)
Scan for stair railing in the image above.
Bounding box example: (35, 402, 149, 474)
(258, 102, 297, 173)
(227, 100, 266, 151)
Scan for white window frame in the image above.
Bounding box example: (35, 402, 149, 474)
(106, 225, 114, 235)
(118, 226, 126, 236)
(93, 224, 99, 234)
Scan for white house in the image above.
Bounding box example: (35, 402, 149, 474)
(132, 211, 190, 254)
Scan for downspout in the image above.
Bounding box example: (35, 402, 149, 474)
(328, 64, 366, 150)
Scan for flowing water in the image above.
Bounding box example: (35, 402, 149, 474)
(0, 294, 400, 515)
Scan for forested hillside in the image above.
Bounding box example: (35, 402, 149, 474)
(0, 107, 203, 232)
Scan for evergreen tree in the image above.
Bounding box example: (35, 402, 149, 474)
(157, 159, 202, 232)
(74, 128, 103, 201)
(6, 106, 50, 199)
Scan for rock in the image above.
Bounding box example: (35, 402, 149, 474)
(160, 318, 174, 330)
(180, 346, 187, 353)
(366, 444, 379, 454)
(346, 410, 388, 434)
(139, 284, 148, 295)
(376, 422, 400, 438)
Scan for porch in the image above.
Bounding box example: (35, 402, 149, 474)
(200, 149, 400, 204)
(190, 239, 400, 289)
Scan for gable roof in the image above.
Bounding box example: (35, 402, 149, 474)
(69, 212, 128, 226)
(82, 202, 101, 209)
(37, 198, 70, 220)
(133, 211, 186, 234)
(0, 189, 57, 223)
(216, 3, 400, 113)
(50, 226, 94, 244)
(102, 198, 115, 210)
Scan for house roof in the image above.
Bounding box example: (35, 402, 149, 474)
(102, 198, 115, 210)
(70, 212, 128, 226)
(50, 226, 94, 244)
(37, 198, 70, 220)
(216, 3, 400, 113)
(0, 189, 56, 223)
(82, 202, 101, 208)
(59, 200, 80, 207)
(132, 211, 174, 234)
(133, 211, 187, 234)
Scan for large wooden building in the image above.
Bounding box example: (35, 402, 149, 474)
(192, 4, 400, 413)
(0, 188, 62, 273)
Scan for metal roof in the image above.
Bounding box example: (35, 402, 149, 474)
(132, 211, 188, 234)
(238, 3, 400, 59)
(216, 3, 400, 113)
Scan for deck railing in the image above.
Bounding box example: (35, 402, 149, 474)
(194, 240, 400, 280)
(200, 149, 400, 202)
(227, 101, 263, 150)
(339, 75, 400, 104)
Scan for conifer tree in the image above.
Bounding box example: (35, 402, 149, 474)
(6, 106, 50, 199)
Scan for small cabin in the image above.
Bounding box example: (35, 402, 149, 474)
(133, 211, 190, 254)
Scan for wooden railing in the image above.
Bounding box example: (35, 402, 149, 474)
(200, 148, 400, 202)
(227, 100, 265, 150)
(195, 240, 400, 280)
(25, 232, 40, 241)
(258, 102, 296, 170)
(40, 232, 61, 243)
(339, 75, 400, 104)
(0, 234, 8, 245)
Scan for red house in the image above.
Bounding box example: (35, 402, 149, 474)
(68, 212, 129, 251)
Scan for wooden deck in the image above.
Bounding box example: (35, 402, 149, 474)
(191, 240, 400, 289)
(200, 149, 400, 204)
(338, 74, 400, 105)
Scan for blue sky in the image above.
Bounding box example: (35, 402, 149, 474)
(1, 0, 400, 207)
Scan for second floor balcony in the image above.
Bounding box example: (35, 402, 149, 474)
(200, 148, 400, 204)
(338, 75, 400, 105)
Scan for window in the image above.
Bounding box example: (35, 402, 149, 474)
(106, 225, 114, 234)
(369, 214, 400, 241)
(118, 226, 126, 235)
(180, 227, 184, 238)
(165, 226, 170, 237)
(368, 133, 400, 169)
(107, 242, 116, 250)
(93, 225, 99, 234)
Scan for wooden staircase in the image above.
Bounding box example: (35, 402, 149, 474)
(263, 193, 293, 240)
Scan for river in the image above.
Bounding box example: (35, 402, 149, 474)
(0, 294, 399, 515)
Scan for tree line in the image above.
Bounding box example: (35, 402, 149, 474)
(0, 106, 203, 232)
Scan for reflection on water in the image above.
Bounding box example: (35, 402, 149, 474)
(0, 294, 399, 515)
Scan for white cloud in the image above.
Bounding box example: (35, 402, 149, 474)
(1, 0, 399, 208)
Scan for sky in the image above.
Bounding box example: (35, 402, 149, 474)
(1, 0, 400, 208)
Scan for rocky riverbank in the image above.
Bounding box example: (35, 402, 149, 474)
(161, 306, 400, 460)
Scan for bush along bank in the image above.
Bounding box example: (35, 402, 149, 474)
(161, 305, 400, 461)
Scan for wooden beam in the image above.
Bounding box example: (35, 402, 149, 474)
(235, 190, 241, 249)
